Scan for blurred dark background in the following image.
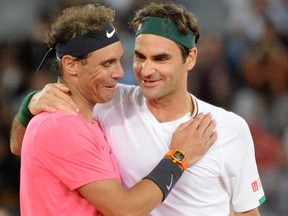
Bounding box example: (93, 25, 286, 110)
(0, 0, 287, 215)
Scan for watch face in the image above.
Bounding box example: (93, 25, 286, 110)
(174, 151, 185, 161)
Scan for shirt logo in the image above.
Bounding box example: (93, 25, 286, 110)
(251, 177, 262, 192)
(106, 28, 116, 38)
(166, 174, 174, 191)
(251, 181, 258, 192)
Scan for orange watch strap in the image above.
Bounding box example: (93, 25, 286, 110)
(165, 149, 188, 171)
(181, 159, 188, 171)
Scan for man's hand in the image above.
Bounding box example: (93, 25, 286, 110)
(29, 83, 79, 115)
(169, 113, 217, 166)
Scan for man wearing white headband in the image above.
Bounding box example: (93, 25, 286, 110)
(10, 2, 264, 216)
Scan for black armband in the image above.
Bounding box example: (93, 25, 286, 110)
(143, 158, 183, 201)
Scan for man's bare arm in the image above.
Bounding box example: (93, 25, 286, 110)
(10, 116, 26, 156)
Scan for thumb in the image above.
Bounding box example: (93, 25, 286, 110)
(56, 83, 70, 93)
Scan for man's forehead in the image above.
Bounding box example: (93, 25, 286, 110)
(136, 34, 178, 49)
(135, 34, 179, 54)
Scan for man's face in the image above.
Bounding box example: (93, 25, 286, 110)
(77, 41, 124, 104)
(133, 34, 190, 100)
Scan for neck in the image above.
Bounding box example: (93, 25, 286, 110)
(146, 92, 195, 123)
(61, 80, 94, 124)
(75, 100, 94, 124)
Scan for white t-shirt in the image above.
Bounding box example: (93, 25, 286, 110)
(93, 84, 265, 216)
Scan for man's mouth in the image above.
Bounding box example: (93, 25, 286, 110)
(141, 79, 159, 87)
(105, 83, 117, 89)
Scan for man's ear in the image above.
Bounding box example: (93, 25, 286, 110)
(186, 47, 198, 71)
(61, 55, 78, 76)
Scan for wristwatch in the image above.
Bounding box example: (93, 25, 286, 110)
(165, 149, 188, 171)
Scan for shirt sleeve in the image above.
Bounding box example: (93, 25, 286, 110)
(221, 116, 266, 212)
(32, 113, 119, 190)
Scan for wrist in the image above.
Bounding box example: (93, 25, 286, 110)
(165, 149, 188, 171)
(18, 91, 39, 127)
(143, 156, 183, 201)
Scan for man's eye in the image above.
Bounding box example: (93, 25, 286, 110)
(155, 57, 169, 61)
(103, 61, 113, 67)
(135, 54, 145, 60)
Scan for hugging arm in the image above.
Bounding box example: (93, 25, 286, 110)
(10, 83, 78, 155)
(10, 116, 26, 155)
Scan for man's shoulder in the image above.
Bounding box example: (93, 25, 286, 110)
(32, 110, 77, 122)
(196, 97, 248, 129)
(30, 110, 84, 133)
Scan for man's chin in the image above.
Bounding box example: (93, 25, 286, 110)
(141, 90, 159, 100)
(97, 95, 114, 104)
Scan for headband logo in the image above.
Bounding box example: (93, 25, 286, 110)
(137, 23, 142, 31)
(106, 28, 116, 38)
